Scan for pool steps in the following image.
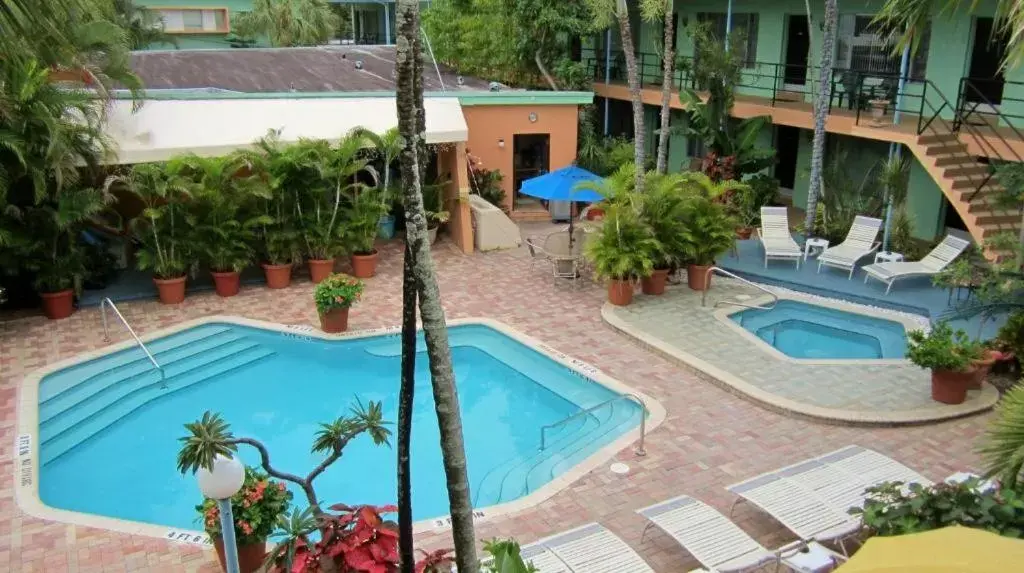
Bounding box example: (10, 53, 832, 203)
(39, 328, 274, 465)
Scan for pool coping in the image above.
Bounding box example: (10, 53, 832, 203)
(15, 315, 665, 547)
(602, 302, 998, 427)
(712, 291, 926, 366)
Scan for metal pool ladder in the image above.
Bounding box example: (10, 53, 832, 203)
(540, 393, 648, 456)
(700, 266, 778, 311)
(100, 297, 166, 385)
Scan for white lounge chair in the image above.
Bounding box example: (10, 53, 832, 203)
(758, 207, 802, 268)
(817, 216, 883, 278)
(637, 495, 779, 572)
(519, 522, 654, 572)
(862, 235, 971, 294)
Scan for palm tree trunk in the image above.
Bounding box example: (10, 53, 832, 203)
(804, 0, 837, 232)
(616, 5, 646, 192)
(395, 2, 479, 572)
(655, 1, 675, 174)
(397, 240, 417, 573)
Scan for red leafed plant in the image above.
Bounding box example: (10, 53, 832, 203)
(415, 549, 455, 573)
(701, 152, 737, 183)
(267, 504, 400, 573)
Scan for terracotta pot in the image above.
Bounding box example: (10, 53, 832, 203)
(931, 368, 975, 405)
(261, 263, 292, 289)
(211, 271, 241, 297)
(40, 289, 74, 320)
(586, 207, 605, 221)
(319, 307, 350, 333)
(969, 350, 1001, 389)
(307, 259, 335, 284)
(687, 264, 712, 291)
(641, 268, 670, 295)
(350, 250, 379, 279)
(736, 227, 754, 240)
(153, 276, 186, 304)
(607, 279, 634, 306)
(213, 536, 266, 573)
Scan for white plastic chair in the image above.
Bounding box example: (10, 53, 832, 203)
(862, 235, 971, 294)
(817, 216, 883, 278)
(520, 522, 654, 572)
(758, 207, 802, 268)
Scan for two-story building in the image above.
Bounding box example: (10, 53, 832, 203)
(585, 0, 1023, 247)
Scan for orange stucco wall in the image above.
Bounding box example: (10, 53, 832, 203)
(435, 142, 473, 254)
(462, 104, 580, 212)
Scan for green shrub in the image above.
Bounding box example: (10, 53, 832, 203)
(851, 479, 1024, 538)
(585, 205, 661, 280)
(679, 197, 736, 266)
(906, 322, 983, 372)
(998, 311, 1024, 360)
(313, 273, 364, 314)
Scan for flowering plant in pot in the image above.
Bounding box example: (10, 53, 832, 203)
(678, 196, 737, 291)
(907, 322, 984, 405)
(313, 273, 364, 333)
(197, 467, 292, 573)
(345, 186, 388, 278)
(585, 205, 660, 306)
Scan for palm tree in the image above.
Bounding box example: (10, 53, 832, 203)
(875, 0, 1024, 71)
(588, 0, 646, 192)
(979, 384, 1024, 488)
(111, 0, 178, 50)
(233, 0, 339, 47)
(803, 0, 837, 233)
(395, 1, 479, 571)
(641, 0, 675, 174)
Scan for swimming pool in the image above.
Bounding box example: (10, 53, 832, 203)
(29, 319, 652, 533)
(729, 300, 908, 360)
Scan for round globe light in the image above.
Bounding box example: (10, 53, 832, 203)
(196, 455, 245, 500)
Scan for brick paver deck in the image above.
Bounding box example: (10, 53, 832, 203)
(0, 226, 995, 572)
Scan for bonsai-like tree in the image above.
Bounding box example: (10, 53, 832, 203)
(176, 401, 392, 516)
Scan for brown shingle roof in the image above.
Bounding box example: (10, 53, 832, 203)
(130, 45, 494, 93)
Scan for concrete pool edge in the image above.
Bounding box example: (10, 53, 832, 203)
(601, 303, 998, 427)
(16, 315, 665, 545)
(712, 291, 926, 366)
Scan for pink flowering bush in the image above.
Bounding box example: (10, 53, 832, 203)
(197, 467, 293, 545)
(313, 273, 364, 314)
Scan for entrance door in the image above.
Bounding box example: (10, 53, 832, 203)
(967, 17, 1008, 105)
(774, 125, 800, 191)
(512, 134, 551, 209)
(783, 15, 810, 87)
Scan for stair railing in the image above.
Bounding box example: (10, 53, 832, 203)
(100, 297, 165, 383)
(540, 393, 647, 456)
(700, 266, 778, 310)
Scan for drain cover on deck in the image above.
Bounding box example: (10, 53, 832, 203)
(610, 463, 630, 475)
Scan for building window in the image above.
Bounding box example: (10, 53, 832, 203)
(695, 13, 760, 68)
(835, 14, 930, 81)
(156, 8, 230, 34)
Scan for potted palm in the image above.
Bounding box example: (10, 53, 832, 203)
(907, 323, 984, 405)
(261, 228, 301, 289)
(585, 206, 660, 306)
(124, 162, 195, 304)
(423, 176, 450, 244)
(197, 467, 292, 573)
(345, 186, 388, 278)
(637, 176, 689, 295)
(679, 196, 737, 291)
(314, 273, 364, 333)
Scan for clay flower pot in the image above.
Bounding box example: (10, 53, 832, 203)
(687, 264, 712, 291)
(607, 279, 634, 306)
(969, 350, 1001, 389)
(153, 276, 186, 304)
(211, 271, 241, 297)
(261, 263, 292, 289)
(213, 537, 266, 573)
(350, 250, 379, 279)
(736, 227, 754, 240)
(931, 368, 975, 405)
(307, 259, 335, 284)
(641, 268, 670, 295)
(319, 307, 350, 333)
(40, 289, 74, 320)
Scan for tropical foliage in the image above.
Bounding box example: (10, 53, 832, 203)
(980, 384, 1024, 490)
(197, 467, 292, 545)
(906, 322, 984, 372)
(313, 273, 364, 313)
(678, 196, 737, 266)
(233, 0, 340, 47)
(585, 203, 661, 280)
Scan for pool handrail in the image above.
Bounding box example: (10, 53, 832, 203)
(700, 267, 778, 311)
(100, 297, 166, 383)
(540, 392, 647, 456)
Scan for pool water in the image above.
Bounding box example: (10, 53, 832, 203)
(730, 300, 908, 360)
(38, 323, 640, 530)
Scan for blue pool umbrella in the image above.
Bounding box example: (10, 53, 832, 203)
(520, 166, 605, 250)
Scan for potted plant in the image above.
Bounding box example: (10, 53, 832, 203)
(585, 206, 659, 306)
(261, 228, 301, 289)
(636, 177, 688, 295)
(345, 186, 388, 278)
(732, 174, 776, 239)
(679, 197, 737, 291)
(313, 273, 364, 333)
(907, 323, 984, 405)
(197, 467, 292, 573)
(124, 162, 195, 304)
(423, 176, 450, 244)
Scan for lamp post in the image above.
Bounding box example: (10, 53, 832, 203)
(197, 455, 245, 573)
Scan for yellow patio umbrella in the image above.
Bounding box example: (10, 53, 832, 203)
(837, 526, 1024, 572)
